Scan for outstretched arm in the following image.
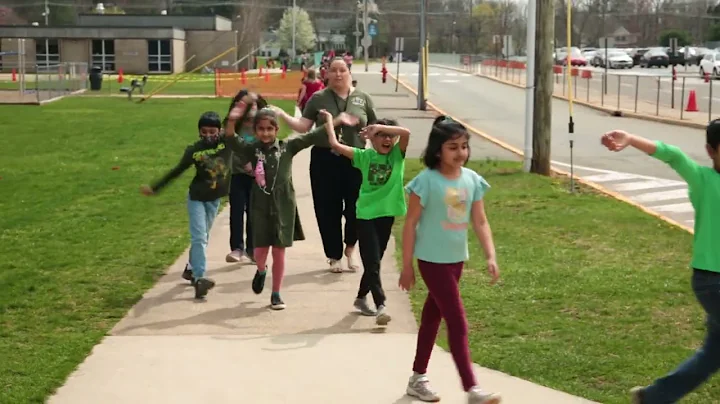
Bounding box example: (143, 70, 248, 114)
(602, 130, 702, 188)
(142, 150, 193, 195)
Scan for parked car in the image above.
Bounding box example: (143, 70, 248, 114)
(689, 47, 712, 65)
(555, 47, 587, 66)
(631, 48, 650, 65)
(639, 49, 669, 68)
(603, 50, 634, 69)
(665, 47, 687, 66)
(699, 52, 720, 78)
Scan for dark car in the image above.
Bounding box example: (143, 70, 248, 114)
(665, 47, 687, 66)
(631, 48, 649, 65)
(640, 49, 669, 68)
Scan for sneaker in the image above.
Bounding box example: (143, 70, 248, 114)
(406, 374, 441, 403)
(328, 259, 342, 273)
(270, 293, 286, 310)
(468, 387, 501, 404)
(252, 269, 267, 294)
(182, 264, 195, 285)
(630, 386, 645, 404)
(245, 250, 256, 263)
(226, 250, 243, 263)
(193, 277, 216, 299)
(354, 297, 376, 316)
(376, 305, 392, 326)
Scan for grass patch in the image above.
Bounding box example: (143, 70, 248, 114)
(0, 97, 295, 403)
(394, 159, 717, 403)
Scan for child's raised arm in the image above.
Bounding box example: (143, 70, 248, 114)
(602, 130, 702, 189)
(141, 149, 193, 196)
(361, 124, 411, 154)
(321, 109, 355, 159)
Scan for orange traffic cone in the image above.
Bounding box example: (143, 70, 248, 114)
(11, 68, 16, 82)
(118, 68, 124, 83)
(265, 70, 270, 82)
(241, 68, 247, 84)
(259, 66, 263, 76)
(686, 90, 699, 112)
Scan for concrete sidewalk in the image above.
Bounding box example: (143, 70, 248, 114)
(47, 78, 595, 404)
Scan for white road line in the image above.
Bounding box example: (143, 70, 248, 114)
(652, 202, 694, 213)
(631, 188, 689, 203)
(440, 79, 459, 83)
(613, 179, 685, 191)
(583, 172, 643, 182)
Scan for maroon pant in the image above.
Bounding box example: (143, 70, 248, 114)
(412, 260, 477, 391)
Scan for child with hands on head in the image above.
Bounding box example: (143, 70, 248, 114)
(400, 115, 501, 404)
(322, 109, 410, 325)
(224, 98, 355, 310)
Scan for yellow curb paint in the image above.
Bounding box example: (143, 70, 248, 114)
(389, 73, 694, 235)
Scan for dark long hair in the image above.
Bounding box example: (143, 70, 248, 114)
(421, 115, 471, 169)
(223, 89, 268, 134)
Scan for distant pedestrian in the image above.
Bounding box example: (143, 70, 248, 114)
(297, 68, 324, 113)
(601, 124, 720, 404)
(400, 115, 501, 404)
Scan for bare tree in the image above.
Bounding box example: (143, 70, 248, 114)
(234, 0, 268, 70)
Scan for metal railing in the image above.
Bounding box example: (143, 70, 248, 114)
(0, 62, 88, 104)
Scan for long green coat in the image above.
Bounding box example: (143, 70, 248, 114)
(227, 128, 326, 248)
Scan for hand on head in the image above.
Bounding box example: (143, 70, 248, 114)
(601, 130, 631, 152)
(360, 124, 380, 140)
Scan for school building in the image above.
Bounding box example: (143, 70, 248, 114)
(0, 14, 238, 74)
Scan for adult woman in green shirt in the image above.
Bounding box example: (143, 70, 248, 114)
(272, 57, 378, 273)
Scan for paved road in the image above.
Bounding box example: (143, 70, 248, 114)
(358, 62, 709, 230)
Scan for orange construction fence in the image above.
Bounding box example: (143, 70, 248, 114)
(214, 69, 305, 100)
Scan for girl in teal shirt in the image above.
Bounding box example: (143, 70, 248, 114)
(401, 116, 501, 404)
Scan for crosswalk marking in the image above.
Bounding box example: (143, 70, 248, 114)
(584, 172, 643, 182)
(614, 179, 685, 191)
(631, 189, 689, 203)
(652, 202, 694, 213)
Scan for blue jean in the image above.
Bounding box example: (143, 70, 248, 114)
(643, 269, 720, 403)
(188, 196, 221, 279)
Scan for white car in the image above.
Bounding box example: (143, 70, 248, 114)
(699, 52, 720, 77)
(605, 51, 633, 69)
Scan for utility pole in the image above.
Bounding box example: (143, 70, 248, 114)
(532, 0, 554, 175)
(418, 0, 427, 110)
(363, 0, 370, 72)
(44, 0, 49, 25)
(523, 0, 537, 172)
(291, 0, 296, 59)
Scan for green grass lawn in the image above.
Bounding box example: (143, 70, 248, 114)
(394, 160, 718, 404)
(0, 97, 295, 403)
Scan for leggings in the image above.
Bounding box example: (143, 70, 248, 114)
(412, 260, 477, 392)
(253, 246, 286, 293)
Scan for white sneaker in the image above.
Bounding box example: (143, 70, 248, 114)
(376, 305, 391, 326)
(467, 387, 501, 404)
(226, 249, 243, 263)
(328, 259, 342, 273)
(406, 374, 440, 402)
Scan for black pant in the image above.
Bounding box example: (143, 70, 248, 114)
(229, 173, 253, 253)
(357, 216, 394, 308)
(309, 146, 362, 260)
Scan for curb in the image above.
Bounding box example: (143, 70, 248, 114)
(389, 72, 694, 235)
(428, 63, 707, 131)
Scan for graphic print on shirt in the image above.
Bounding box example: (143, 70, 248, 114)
(442, 186, 468, 230)
(192, 143, 229, 190)
(368, 161, 393, 186)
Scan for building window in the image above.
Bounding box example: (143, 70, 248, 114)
(92, 39, 115, 72)
(36, 39, 60, 68)
(148, 39, 171, 73)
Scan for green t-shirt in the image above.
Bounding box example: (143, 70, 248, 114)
(302, 87, 377, 148)
(651, 141, 720, 272)
(352, 144, 407, 220)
